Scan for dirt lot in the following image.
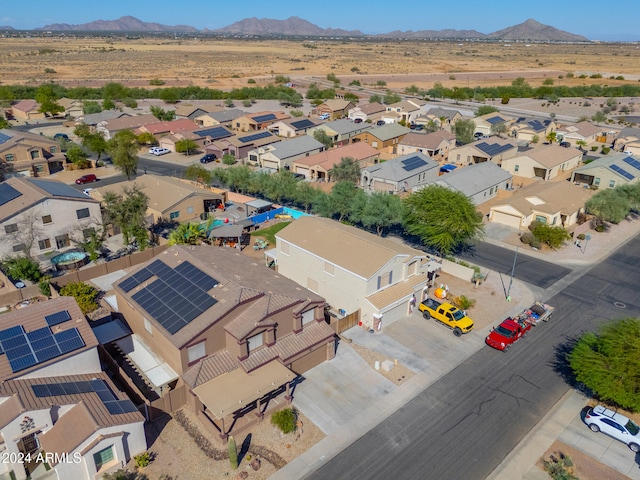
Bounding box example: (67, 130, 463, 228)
(2, 37, 640, 91)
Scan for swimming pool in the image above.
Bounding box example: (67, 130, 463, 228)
(281, 207, 308, 219)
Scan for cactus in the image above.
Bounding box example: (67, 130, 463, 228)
(228, 435, 238, 470)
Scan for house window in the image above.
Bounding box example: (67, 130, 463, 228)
(456, 154, 460, 161)
(93, 445, 115, 471)
(324, 262, 334, 275)
(609, 180, 615, 188)
(42, 215, 52, 224)
(301, 309, 315, 326)
(18, 433, 40, 455)
(247, 333, 264, 353)
(55, 234, 70, 249)
(76, 208, 90, 219)
(5, 223, 18, 234)
(50, 146, 57, 153)
(144, 318, 152, 335)
(169, 211, 180, 220)
(34, 165, 45, 173)
(187, 206, 194, 214)
(535, 215, 547, 224)
(5, 154, 14, 162)
(13, 243, 26, 253)
(594, 177, 600, 186)
(514, 165, 519, 172)
(38, 239, 51, 250)
(30, 151, 40, 160)
(372, 141, 378, 148)
(281, 243, 289, 255)
(187, 341, 206, 363)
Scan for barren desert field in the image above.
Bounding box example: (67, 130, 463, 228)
(1, 36, 640, 91)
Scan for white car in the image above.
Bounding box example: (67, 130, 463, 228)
(82, 188, 95, 196)
(585, 405, 640, 452)
(151, 147, 170, 156)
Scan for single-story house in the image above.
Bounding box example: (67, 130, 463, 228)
(510, 117, 556, 142)
(208, 130, 282, 161)
(361, 152, 439, 193)
(233, 111, 290, 132)
(314, 100, 356, 120)
(76, 110, 129, 128)
(292, 142, 380, 181)
(57, 97, 85, 119)
(397, 130, 457, 160)
(474, 112, 514, 136)
(306, 119, 371, 147)
(489, 181, 594, 230)
(348, 102, 386, 122)
(135, 118, 199, 140)
(267, 117, 320, 138)
(425, 162, 512, 205)
(555, 121, 602, 146)
(612, 127, 640, 155)
(195, 109, 246, 128)
(11, 100, 45, 121)
(174, 105, 215, 120)
(501, 144, 583, 180)
(97, 114, 157, 140)
(448, 138, 519, 166)
(419, 107, 463, 131)
(570, 153, 640, 189)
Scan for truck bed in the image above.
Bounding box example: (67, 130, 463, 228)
(515, 302, 554, 326)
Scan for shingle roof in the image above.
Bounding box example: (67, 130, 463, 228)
(276, 216, 425, 279)
(572, 152, 640, 181)
(434, 162, 512, 196)
(426, 107, 461, 120)
(201, 109, 246, 123)
(366, 123, 411, 142)
(362, 152, 439, 182)
(515, 143, 582, 169)
(265, 135, 323, 159)
(321, 119, 371, 136)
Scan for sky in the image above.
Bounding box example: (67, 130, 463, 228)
(1, 0, 638, 41)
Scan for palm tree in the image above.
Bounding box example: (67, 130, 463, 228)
(168, 223, 205, 245)
(576, 140, 588, 152)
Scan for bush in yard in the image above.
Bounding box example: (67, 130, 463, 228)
(134, 451, 152, 468)
(38, 276, 52, 297)
(59, 282, 99, 314)
(271, 407, 297, 434)
(530, 223, 571, 250)
(2, 257, 42, 282)
(450, 295, 476, 311)
(577, 233, 586, 241)
(520, 232, 535, 245)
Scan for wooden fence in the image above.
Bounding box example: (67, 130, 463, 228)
(333, 310, 361, 334)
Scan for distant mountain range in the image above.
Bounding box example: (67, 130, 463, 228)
(24, 16, 589, 42)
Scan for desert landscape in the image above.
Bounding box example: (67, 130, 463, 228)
(1, 37, 640, 92)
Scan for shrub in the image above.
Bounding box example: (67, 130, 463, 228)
(451, 295, 476, 311)
(2, 257, 42, 282)
(274, 75, 290, 84)
(222, 153, 236, 165)
(576, 233, 586, 240)
(38, 276, 52, 297)
(520, 232, 535, 245)
(134, 451, 152, 468)
(271, 407, 297, 434)
(601, 146, 610, 154)
(247, 78, 256, 84)
(59, 282, 99, 314)
(501, 97, 510, 104)
(149, 78, 165, 86)
(590, 146, 598, 151)
(44, 67, 56, 74)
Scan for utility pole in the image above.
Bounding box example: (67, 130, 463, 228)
(507, 246, 519, 301)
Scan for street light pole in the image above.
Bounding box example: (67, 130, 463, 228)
(507, 246, 519, 301)
(582, 233, 591, 254)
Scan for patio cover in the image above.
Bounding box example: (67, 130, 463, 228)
(209, 224, 244, 238)
(245, 199, 272, 209)
(115, 334, 179, 388)
(193, 360, 296, 419)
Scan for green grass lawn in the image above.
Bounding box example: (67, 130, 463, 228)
(250, 221, 291, 245)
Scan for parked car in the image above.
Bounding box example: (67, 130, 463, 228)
(54, 133, 70, 141)
(319, 113, 330, 120)
(559, 141, 571, 148)
(376, 120, 386, 126)
(474, 132, 484, 139)
(354, 118, 363, 124)
(200, 153, 217, 164)
(75, 174, 97, 184)
(585, 405, 640, 452)
(151, 147, 170, 156)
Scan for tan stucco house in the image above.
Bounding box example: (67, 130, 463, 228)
(570, 153, 640, 189)
(448, 138, 519, 166)
(0, 129, 66, 177)
(501, 144, 583, 180)
(292, 142, 380, 181)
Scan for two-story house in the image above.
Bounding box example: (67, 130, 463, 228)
(292, 142, 380, 181)
(194, 109, 246, 128)
(352, 123, 411, 155)
(267, 117, 320, 138)
(397, 130, 457, 160)
(113, 246, 335, 439)
(248, 135, 325, 171)
(474, 112, 514, 136)
(0, 129, 66, 177)
(0, 178, 102, 262)
(276, 216, 439, 329)
(384, 99, 428, 124)
(0, 297, 146, 480)
(418, 107, 463, 131)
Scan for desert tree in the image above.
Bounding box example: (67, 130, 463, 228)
(35, 84, 63, 116)
(490, 121, 508, 138)
(355, 191, 405, 236)
(175, 139, 198, 155)
(313, 129, 334, 149)
(107, 129, 139, 180)
(185, 164, 212, 185)
(403, 185, 484, 255)
(585, 188, 630, 224)
(328, 157, 360, 183)
(453, 119, 476, 145)
(150, 106, 175, 122)
(474, 105, 498, 117)
(102, 185, 149, 248)
(65, 144, 91, 169)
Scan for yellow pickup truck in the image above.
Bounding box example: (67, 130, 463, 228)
(419, 298, 474, 337)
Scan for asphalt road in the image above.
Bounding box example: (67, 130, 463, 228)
(459, 241, 572, 289)
(306, 234, 640, 480)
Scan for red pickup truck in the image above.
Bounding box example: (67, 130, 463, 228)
(485, 317, 532, 352)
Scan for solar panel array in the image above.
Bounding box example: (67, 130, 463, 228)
(118, 266, 156, 293)
(401, 155, 428, 172)
(253, 113, 277, 123)
(45, 310, 71, 327)
(291, 119, 315, 130)
(0, 325, 85, 373)
(485, 116, 505, 125)
(32, 379, 138, 415)
(30, 179, 87, 200)
(610, 164, 635, 180)
(476, 142, 513, 157)
(131, 260, 219, 335)
(0, 183, 23, 206)
(528, 120, 545, 131)
(0, 132, 12, 144)
(238, 131, 272, 144)
(194, 126, 233, 140)
(623, 156, 640, 172)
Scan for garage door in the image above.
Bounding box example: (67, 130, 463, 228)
(295, 166, 309, 178)
(492, 211, 522, 229)
(373, 180, 394, 192)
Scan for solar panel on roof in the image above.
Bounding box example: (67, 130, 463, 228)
(486, 116, 505, 125)
(623, 156, 640, 171)
(476, 142, 513, 157)
(0, 132, 12, 144)
(194, 126, 233, 140)
(253, 113, 277, 123)
(30, 179, 87, 200)
(401, 156, 428, 172)
(0, 183, 23, 206)
(45, 310, 72, 327)
(238, 131, 272, 143)
(0, 325, 25, 341)
(610, 164, 635, 180)
(9, 354, 37, 372)
(291, 119, 314, 130)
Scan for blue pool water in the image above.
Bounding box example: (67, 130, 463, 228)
(51, 251, 88, 265)
(281, 208, 307, 219)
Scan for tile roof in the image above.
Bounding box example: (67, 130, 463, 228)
(139, 118, 198, 135)
(0, 297, 98, 381)
(366, 274, 427, 310)
(557, 121, 601, 138)
(293, 142, 379, 170)
(516, 144, 583, 169)
(200, 109, 246, 123)
(319, 118, 371, 136)
(80, 110, 129, 125)
(320, 99, 354, 111)
(103, 114, 157, 132)
(276, 216, 425, 279)
(426, 107, 461, 119)
(493, 182, 594, 217)
(356, 102, 386, 115)
(115, 246, 325, 348)
(400, 130, 456, 149)
(12, 99, 39, 113)
(38, 401, 99, 461)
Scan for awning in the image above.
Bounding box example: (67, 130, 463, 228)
(245, 199, 272, 209)
(91, 318, 132, 344)
(115, 334, 179, 388)
(440, 164, 457, 172)
(193, 361, 296, 419)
